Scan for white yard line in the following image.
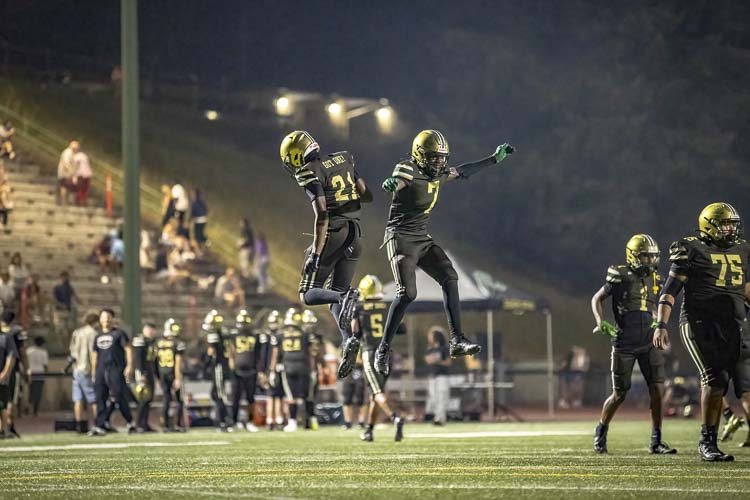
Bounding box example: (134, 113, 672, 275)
(407, 430, 591, 439)
(0, 441, 230, 453)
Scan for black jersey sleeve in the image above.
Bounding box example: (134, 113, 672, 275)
(669, 239, 691, 276)
(392, 162, 415, 184)
(295, 165, 325, 201)
(604, 265, 622, 294)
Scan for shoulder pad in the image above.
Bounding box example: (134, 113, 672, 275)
(258, 333, 268, 343)
(176, 340, 187, 352)
(393, 161, 415, 181)
(294, 167, 319, 188)
(206, 333, 219, 344)
(669, 240, 690, 262)
(605, 266, 623, 284)
(132, 336, 145, 347)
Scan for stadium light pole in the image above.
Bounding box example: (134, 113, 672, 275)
(121, 0, 141, 334)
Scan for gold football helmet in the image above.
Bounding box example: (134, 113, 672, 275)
(626, 234, 660, 272)
(279, 130, 319, 175)
(134, 383, 153, 403)
(235, 309, 253, 329)
(699, 202, 741, 246)
(358, 275, 384, 301)
(163, 318, 181, 338)
(412, 129, 449, 179)
(202, 309, 224, 333)
(266, 309, 281, 331)
(283, 307, 303, 327)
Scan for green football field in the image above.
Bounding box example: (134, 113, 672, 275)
(1, 420, 749, 499)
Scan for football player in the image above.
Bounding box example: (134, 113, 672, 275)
(279, 131, 373, 379)
(229, 309, 262, 432)
(374, 130, 514, 375)
(132, 322, 158, 432)
(262, 310, 285, 430)
(301, 309, 323, 430)
(204, 310, 231, 431)
(0, 315, 19, 438)
(353, 275, 405, 442)
(654, 203, 750, 461)
(591, 235, 676, 454)
(271, 307, 316, 432)
(0, 311, 26, 438)
(156, 318, 186, 432)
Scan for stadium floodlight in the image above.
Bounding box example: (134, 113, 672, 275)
(376, 106, 391, 122)
(327, 102, 343, 115)
(275, 96, 291, 116)
(204, 110, 220, 121)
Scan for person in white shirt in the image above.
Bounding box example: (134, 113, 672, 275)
(68, 313, 99, 433)
(73, 150, 92, 207)
(171, 182, 190, 235)
(57, 140, 79, 206)
(26, 336, 48, 416)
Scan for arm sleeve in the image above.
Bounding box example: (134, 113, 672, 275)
(392, 162, 414, 183)
(668, 240, 691, 276)
(454, 156, 496, 180)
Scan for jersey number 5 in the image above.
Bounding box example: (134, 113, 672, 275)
(710, 254, 743, 287)
(332, 173, 359, 202)
(369, 313, 384, 338)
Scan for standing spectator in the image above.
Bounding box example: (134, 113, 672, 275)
(0, 164, 13, 229)
(190, 189, 208, 252)
(26, 336, 48, 416)
(69, 312, 99, 433)
(214, 267, 245, 313)
(171, 182, 190, 236)
(254, 233, 270, 293)
(53, 271, 83, 350)
(73, 149, 92, 207)
(107, 229, 125, 282)
(140, 230, 156, 272)
(160, 184, 175, 229)
(0, 272, 14, 313)
(424, 327, 451, 426)
(24, 273, 43, 324)
(8, 253, 30, 305)
(89, 308, 135, 436)
(237, 218, 255, 280)
(57, 140, 79, 205)
(558, 345, 590, 409)
(0, 121, 15, 160)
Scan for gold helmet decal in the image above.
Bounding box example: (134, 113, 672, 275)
(283, 307, 303, 327)
(358, 274, 384, 301)
(412, 129, 449, 179)
(625, 234, 660, 273)
(279, 130, 319, 175)
(699, 202, 741, 246)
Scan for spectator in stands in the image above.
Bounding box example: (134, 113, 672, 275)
(24, 273, 43, 325)
(106, 229, 125, 283)
(190, 189, 208, 252)
(0, 272, 14, 313)
(238, 218, 255, 280)
(558, 345, 589, 409)
(0, 121, 16, 160)
(255, 232, 270, 293)
(53, 271, 82, 349)
(140, 230, 156, 272)
(91, 234, 112, 276)
(69, 312, 99, 433)
(8, 252, 30, 304)
(424, 327, 451, 426)
(0, 164, 12, 229)
(171, 182, 190, 237)
(160, 219, 179, 247)
(57, 140, 79, 206)
(26, 336, 48, 417)
(160, 184, 175, 229)
(214, 267, 245, 312)
(166, 236, 195, 288)
(73, 149, 92, 207)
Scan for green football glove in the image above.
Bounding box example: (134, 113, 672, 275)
(493, 143, 515, 163)
(382, 177, 399, 193)
(593, 320, 619, 338)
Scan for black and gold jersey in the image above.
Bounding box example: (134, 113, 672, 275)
(386, 159, 448, 237)
(294, 151, 361, 225)
(604, 264, 661, 349)
(132, 335, 157, 375)
(669, 236, 750, 322)
(278, 325, 315, 375)
(231, 326, 261, 374)
(206, 330, 229, 367)
(155, 337, 186, 375)
(356, 300, 388, 351)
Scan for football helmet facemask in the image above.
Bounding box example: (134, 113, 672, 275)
(412, 129, 449, 179)
(279, 130, 320, 176)
(699, 202, 742, 247)
(625, 234, 660, 273)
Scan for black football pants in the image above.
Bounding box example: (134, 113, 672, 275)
(159, 372, 184, 428)
(231, 370, 257, 423)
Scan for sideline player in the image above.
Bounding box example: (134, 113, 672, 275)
(262, 310, 285, 430)
(132, 322, 158, 432)
(229, 309, 262, 432)
(204, 310, 231, 431)
(157, 318, 186, 432)
(591, 235, 675, 454)
(279, 131, 373, 378)
(375, 130, 514, 374)
(654, 203, 750, 461)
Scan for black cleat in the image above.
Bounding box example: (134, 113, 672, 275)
(449, 335, 482, 358)
(374, 342, 390, 376)
(7, 427, 20, 439)
(395, 417, 404, 442)
(338, 288, 360, 331)
(337, 336, 360, 379)
(361, 429, 374, 442)
(720, 415, 745, 442)
(649, 442, 677, 454)
(699, 442, 734, 462)
(594, 423, 608, 454)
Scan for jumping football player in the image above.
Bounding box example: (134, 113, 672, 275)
(132, 322, 158, 432)
(229, 309, 262, 432)
(352, 275, 405, 442)
(279, 131, 373, 379)
(654, 202, 750, 461)
(204, 310, 231, 431)
(157, 318, 186, 432)
(591, 234, 676, 454)
(374, 130, 514, 375)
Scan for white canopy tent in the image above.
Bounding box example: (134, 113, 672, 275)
(383, 252, 555, 418)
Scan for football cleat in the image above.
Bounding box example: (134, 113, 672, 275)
(720, 415, 745, 442)
(87, 426, 107, 437)
(594, 424, 608, 454)
(395, 417, 404, 442)
(699, 442, 734, 462)
(649, 442, 677, 454)
(337, 336, 361, 379)
(374, 342, 391, 376)
(449, 335, 482, 358)
(361, 429, 374, 442)
(283, 420, 298, 432)
(338, 288, 360, 331)
(246, 422, 259, 433)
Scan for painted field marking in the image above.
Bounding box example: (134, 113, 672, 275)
(0, 441, 230, 453)
(407, 430, 591, 439)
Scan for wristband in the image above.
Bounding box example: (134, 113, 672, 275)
(655, 321, 668, 329)
(658, 300, 673, 308)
